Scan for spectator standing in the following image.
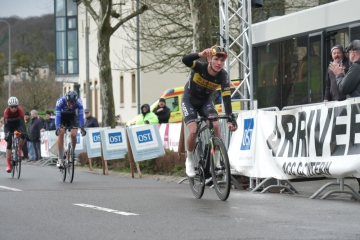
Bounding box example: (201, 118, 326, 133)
(25, 112, 35, 162)
(324, 45, 349, 102)
(153, 98, 170, 124)
(83, 109, 99, 170)
(136, 104, 159, 125)
(41, 110, 56, 132)
(30, 110, 43, 161)
(331, 39, 360, 195)
(84, 109, 99, 128)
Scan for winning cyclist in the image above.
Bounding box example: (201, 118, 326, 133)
(55, 91, 86, 168)
(3, 97, 27, 173)
(182, 45, 238, 177)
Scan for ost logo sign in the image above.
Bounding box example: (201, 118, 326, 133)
(92, 132, 101, 143)
(240, 118, 254, 150)
(108, 132, 122, 144)
(136, 129, 153, 143)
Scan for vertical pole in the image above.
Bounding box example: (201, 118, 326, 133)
(247, 0, 254, 110)
(136, 0, 141, 114)
(85, 11, 90, 109)
(8, 22, 11, 98)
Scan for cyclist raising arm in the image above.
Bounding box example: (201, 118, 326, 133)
(182, 46, 237, 177)
(55, 91, 86, 168)
(3, 97, 27, 173)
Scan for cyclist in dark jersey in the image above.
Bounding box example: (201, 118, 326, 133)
(3, 97, 27, 172)
(182, 46, 237, 177)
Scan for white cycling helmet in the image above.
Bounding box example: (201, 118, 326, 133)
(8, 97, 19, 106)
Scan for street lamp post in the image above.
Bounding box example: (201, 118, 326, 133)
(0, 20, 11, 98)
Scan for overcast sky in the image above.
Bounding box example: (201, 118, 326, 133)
(0, 0, 54, 19)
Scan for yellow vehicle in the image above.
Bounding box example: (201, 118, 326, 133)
(126, 80, 241, 125)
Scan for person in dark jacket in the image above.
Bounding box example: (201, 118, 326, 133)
(84, 109, 99, 128)
(331, 40, 360, 197)
(83, 109, 99, 171)
(153, 98, 171, 124)
(30, 110, 43, 161)
(324, 45, 349, 102)
(41, 110, 56, 132)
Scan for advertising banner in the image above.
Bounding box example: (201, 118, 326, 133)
(157, 123, 182, 152)
(228, 99, 360, 179)
(100, 127, 128, 160)
(84, 127, 108, 158)
(40, 130, 58, 158)
(127, 124, 165, 162)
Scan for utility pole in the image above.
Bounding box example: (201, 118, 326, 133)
(136, 0, 141, 114)
(85, 11, 90, 109)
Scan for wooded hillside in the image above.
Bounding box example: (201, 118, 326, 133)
(0, 14, 55, 71)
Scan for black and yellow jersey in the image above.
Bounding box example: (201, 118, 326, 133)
(182, 53, 232, 115)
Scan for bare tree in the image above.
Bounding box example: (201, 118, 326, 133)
(0, 79, 61, 112)
(115, 0, 220, 74)
(82, 0, 148, 128)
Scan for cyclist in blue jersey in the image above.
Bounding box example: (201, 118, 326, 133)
(181, 46, 238, 177)
(55, 91, 86, 168)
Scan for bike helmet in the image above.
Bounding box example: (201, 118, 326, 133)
(211, 46, 228, 59)
(65, 91, 78, 104)
(8, 97, 19, 106)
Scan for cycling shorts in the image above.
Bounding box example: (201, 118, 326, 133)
(181, 92, 218, 125)
(4, 118, 27, 150)
(60, 112, 79, 128)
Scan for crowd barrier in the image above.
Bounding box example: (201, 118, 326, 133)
(0, 123, 182, 170)
(228, 98, 360, 200)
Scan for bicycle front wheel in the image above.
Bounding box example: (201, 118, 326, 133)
(16, 153, 21, 179)
(67, 144, 75, 183)
(210, 137, 231, 201)
(11, 144, 18, 178)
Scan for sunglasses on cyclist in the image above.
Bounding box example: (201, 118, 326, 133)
(10, 106, 18, 109)
(214, 53, 228, 59)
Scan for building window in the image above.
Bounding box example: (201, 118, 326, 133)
(120, 75, 124, 106)
(131, 73, 136, 103)
(55, 0, 78, 75)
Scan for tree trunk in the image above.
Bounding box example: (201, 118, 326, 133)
(97, 29, 115, 128)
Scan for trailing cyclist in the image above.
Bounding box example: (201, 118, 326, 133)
(55, 91, 86, 168)
(181, 45, 238, 177)
(3, 97, 27, 173)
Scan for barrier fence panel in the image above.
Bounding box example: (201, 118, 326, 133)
(100, 127, 128, 160)
(127, 124, 165, 162)
(227, 99, 360, 199)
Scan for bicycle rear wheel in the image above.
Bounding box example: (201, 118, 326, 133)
(67, 144, 75, 183)
(210, 137, 231, 201)
(60, 151, 66, 182)
(189, 141, 205, 199)
(189, 165, 205, 199)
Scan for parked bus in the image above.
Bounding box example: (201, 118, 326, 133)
(251, 0, 360, 109)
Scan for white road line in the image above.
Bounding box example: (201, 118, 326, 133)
(74, 204, 139, 216)
(0, 186, 23, 192)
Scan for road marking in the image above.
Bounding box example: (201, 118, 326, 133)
(74, 204, 139, 216)
(0, 186, 23, 192)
